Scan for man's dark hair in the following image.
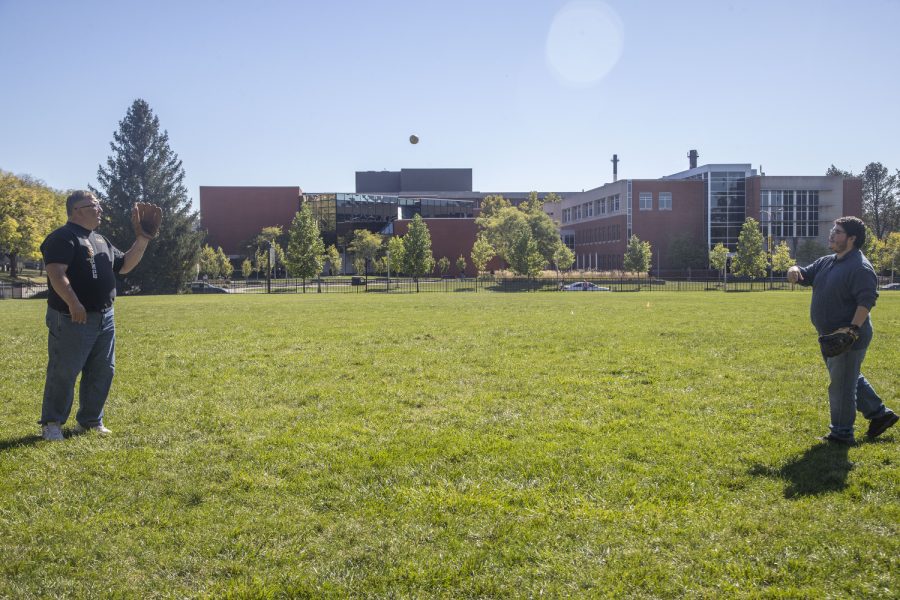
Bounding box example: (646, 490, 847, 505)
(65, 190, 96, 215)
(835, 216, 866, 249)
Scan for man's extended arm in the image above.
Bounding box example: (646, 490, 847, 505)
(120, 236, 150, 274)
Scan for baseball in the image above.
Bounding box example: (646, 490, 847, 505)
(409, 134, 419, 144)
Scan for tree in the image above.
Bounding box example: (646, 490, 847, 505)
(796, 238, 829, 266)
(402, 214, 435, 291)
(668, 234, 708, 270)
(387, 236, 405, 275)
(436, 256, 450, 277)
(709, 243, 728, 282)
(0, 171, 66, 277)
(507, 229, 544, 278)
(826, 165, 854, 178)
(552, 243, 575, 275)
(216, 247, 233, 280)
(860, 162, 898, 239)
(92, 99, 203, 293)
(241, 258, 252, 279)
(623, 234, 652, 274)
(285, 205, 326, 289)
(348, 229, 383, 277)
(470, 235, 494, 278)
(455, 255, 467, 277)
(198, 245, 220, 279)
(476, 194, 567, 276)
(732, 218, 767, 279)
(878, 232, 900, 278)
(478, 194, 511, 219)
(771, 241, 794, 274)
(326, 244, 342, 276)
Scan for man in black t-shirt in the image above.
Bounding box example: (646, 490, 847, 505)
(39, 190, 158, 441)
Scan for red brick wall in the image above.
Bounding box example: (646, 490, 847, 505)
(392, 219, 503, 276)
(199, 187, 301, 255)
(630, 180, 707, 269)
(843, 178, 863, 218)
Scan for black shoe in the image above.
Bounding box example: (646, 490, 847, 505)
(820, 433, 855, 445)
(866, 412, 899, 439)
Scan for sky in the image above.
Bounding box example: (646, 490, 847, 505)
(1, 0, 898, 209)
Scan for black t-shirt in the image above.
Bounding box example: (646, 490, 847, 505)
(40, 222, 125, 313)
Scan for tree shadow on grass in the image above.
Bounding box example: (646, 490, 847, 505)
(0, 434, 43, 452)
(749, 442, 854, 498)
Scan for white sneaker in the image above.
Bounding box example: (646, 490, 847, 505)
(73, 423, 112, 435)
(41, 422, 64, 441)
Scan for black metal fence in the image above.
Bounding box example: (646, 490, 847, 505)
(4, 276, 896, 299)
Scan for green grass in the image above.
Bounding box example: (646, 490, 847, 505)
(1, 292, 897, 598)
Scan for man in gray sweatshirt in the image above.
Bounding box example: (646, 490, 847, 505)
(787, 216, 896, 444)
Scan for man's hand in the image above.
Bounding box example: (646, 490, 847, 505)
(68, 301, 87, 324)
(131, 203, 162, 240)
(787, 266, 803, 284)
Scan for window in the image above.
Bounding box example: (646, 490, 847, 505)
(659, 192, 672, 210)
(613, 195, 620, 212)
(599, 198, 606, 214)
(639, 192, 652, 210)
(586, 202, 593, 217)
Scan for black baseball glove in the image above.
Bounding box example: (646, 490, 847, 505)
(818, 326, 859, 358)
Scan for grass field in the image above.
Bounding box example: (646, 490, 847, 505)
(1, 292, 897, 598)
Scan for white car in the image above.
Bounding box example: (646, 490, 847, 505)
(560, 281, 610, 292)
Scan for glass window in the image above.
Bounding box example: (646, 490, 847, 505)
(639, 192, 652, 210)
(659, 192, 672, 210)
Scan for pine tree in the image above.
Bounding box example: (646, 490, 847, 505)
(92, 99, 203, 293)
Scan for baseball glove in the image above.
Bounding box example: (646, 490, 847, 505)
(818, 326, 859, 358)
(132, 202, 162, 239)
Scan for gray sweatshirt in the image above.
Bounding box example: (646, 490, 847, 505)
(797, 248, 878, 335)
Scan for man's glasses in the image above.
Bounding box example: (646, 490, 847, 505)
(74, 202, 101, 212)
(830, 227, 846, 236)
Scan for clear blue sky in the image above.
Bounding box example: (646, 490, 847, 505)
(2, 0, 898, 208)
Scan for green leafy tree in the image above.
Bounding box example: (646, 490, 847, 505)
(709, 242, 729, 282)
(507, 229, 544, 278)
(387, 236, 405, 275)
(402, 214, 435, 291)
(241, 258, 252, 279)
(216, 247, 233, 280)
(326, 244, 342, 276)
(668, 234, 708, 270)
(860, 162, 898, 239)
(470, 235, 494, 278)
(623, 235, 652, 274)
(198, 245, 220, 279)
(553, 243, 575, 275)
(92, 99, 203, 293)
(455, 255, 467, 277)
(477, 194, 511, 220)
(732, 218, 767, 279)
(878, 231, 900, 276)
(0, 171, 66, 277)
(348, 229, 383, 277)
(352, 257, 366, 276)
(436, 256, 450, 277)
(285, 205, 326, 289)
(795, 238, 829, 266)
(862, 225, 882, 271)
(771, 241, 794, 274)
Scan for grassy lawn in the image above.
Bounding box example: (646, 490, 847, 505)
(0, 292, 897, 598)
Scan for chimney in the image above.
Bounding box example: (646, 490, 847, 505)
(688, 149, 699, 169)
(611, 154, 619, 182)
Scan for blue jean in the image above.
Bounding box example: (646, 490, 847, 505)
(823, 321, 888, 440)
(41, 307, 116, 427)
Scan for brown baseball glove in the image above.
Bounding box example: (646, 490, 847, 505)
(132, 202, 162, 239)
(818, 326, 859, 358)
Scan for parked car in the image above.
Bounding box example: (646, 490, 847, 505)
(560, 281, 611, 292)
(880, 282, 900, 290)
(189, 281, 230, 294)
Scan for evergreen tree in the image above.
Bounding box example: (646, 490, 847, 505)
(732, 218, 767, 279)
(402, 214, 435, 292)
(285, 205, 326, 287)
(92, 99, 203, 293)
